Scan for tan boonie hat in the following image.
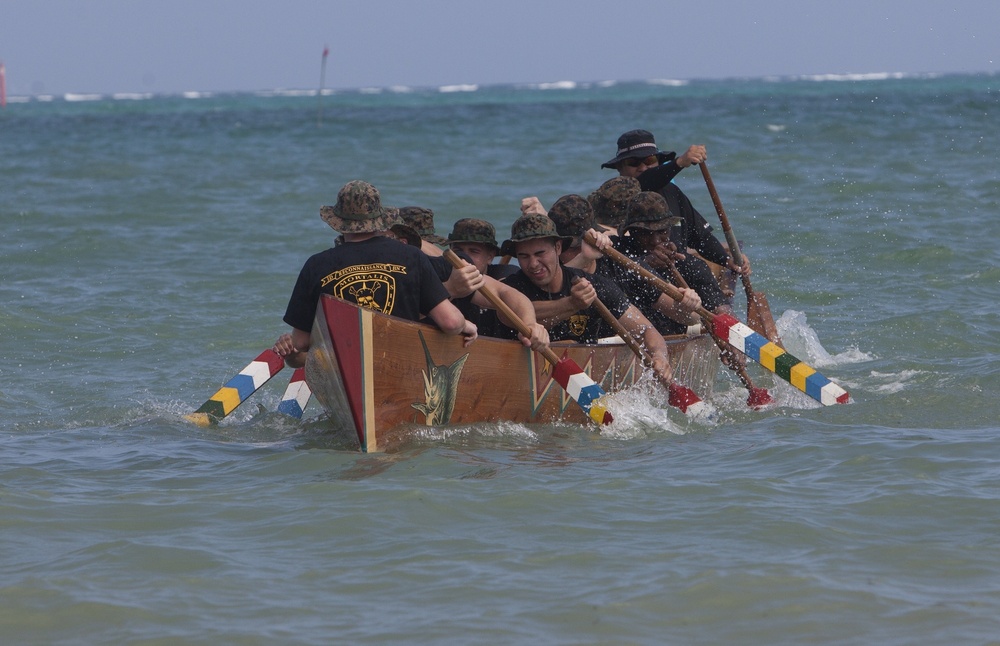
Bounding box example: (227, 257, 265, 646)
(499, 213, 573, 257)
(447, 218, 500, 251)
(589, 176, 641, 226)
(547, 194, 596, 247)
(398, 206, 448, 246)
(622, 191, 682, 233)
(320, 180, 393, 233)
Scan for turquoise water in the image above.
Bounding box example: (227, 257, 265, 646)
(2, 74, 999, 643)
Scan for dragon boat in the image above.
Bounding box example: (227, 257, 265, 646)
(304, 294, 719, 452)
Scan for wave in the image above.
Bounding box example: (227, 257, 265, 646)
(438, 84, 478, 93)
(7, 71, 992, 106)
(64, 93, 103, 102)
(647, 78, 689, 87)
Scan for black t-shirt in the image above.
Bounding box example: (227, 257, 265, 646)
(283, 236, 450, 332)
(616, 233, 730, 315)
(502, 265, 631, 343)
(430, 257, 515, 338)
(598, 237, 688, 335)
(636, 174, 730, 267)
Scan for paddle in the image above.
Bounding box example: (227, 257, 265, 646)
(699, 162, 782, 345)
(587, 288, 707, 417)
(276, 367, 312, 419)
(185, 349, 286, 426)
(585, 232, 849, 406)
(659, 255, 773, 409)
(443, 249, 614, 425)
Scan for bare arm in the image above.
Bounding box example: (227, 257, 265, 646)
(428, 299, 478, 347)
(529, 277, 596, 328)
(471, 276, 550, 353)
(273, 328, 312, 369)
(652, 289, 701, 326)
(619, 305, 673, 384)
(442, 262, 485, 299)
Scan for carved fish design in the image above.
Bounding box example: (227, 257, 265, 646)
(411, 330, 469, 426)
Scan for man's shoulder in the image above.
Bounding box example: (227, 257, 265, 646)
(339, 236, 425, 264)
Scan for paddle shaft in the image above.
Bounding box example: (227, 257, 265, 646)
(700, 162, 747, 271)
(701, 162, 756, 313)
(442, 250, 559, 366)
(590, 292, 669, 389)
(585, 233, 716, 324)
(699, 161, 783, 346)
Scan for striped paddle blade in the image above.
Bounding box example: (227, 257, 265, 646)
(185, 350, 285, 426)
(551, 356, 614, 425)
(711, 314, 849, 406)
(276, 367, 312, 419)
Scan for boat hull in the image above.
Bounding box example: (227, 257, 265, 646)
(305, 295, 717, 451)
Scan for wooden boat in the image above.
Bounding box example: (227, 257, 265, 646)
(304, 294, 719, 452)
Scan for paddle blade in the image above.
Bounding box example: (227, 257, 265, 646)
(746, 386, 774, 409)
(185, 349, 285, 426)
(551, 356, 614, 425)
(746, 289, 782, 347)
(667, 383, 709, 417)
(276, 367, 312, 419)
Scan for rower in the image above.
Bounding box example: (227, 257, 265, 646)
(273, 181, 477, 368)
(499, 213, 676, 386)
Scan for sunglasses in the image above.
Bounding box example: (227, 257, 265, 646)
(624, 155, 659, 168)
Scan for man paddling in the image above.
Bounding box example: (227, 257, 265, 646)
(500, 213, 676, 385)
(420, 217, 551, 352)
(546, 193, 702, 336)
(274, 181, 477, 368)
(602, 129, 751, 294)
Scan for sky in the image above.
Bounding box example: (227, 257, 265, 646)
(1, 0, 997, 96)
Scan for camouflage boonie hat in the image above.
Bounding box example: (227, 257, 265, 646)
(589, 176, 641, 226)
(398, 206, 448, 246)
(547, 194, 596, 247)
(320, 180, 393, 233)
(622, 191, 681, 233)
(385, 207, 421, 247)
(447, 218, 500, 251)
(499, 213, 573, 257)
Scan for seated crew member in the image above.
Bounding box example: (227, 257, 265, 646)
(447, 218, 518, 281)
(618, 191, 735, 315)
(546, 194, 702, 336)
(398, 206, 448, 257)
(273, 181, 477, 368)
(588, 176, 641, 235)
(602, 129, 751, 294)
(445, 218, 519, 337)
(391, 213, 550, 353)
(499, 213, 676, 385)
(619, 191, 748, 370)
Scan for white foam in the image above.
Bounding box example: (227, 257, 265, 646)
(438, 84, 478, 93)
(648, 78, 689, 87)
(64, 93, 103, 102)
(112, 92, 153, 101)
(536, 80, 576, 91)
(776, 309, 873, 368)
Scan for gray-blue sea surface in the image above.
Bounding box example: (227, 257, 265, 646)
(2, 74, 999, 644)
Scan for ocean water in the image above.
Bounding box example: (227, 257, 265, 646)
(2, 74, 1000, 644)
